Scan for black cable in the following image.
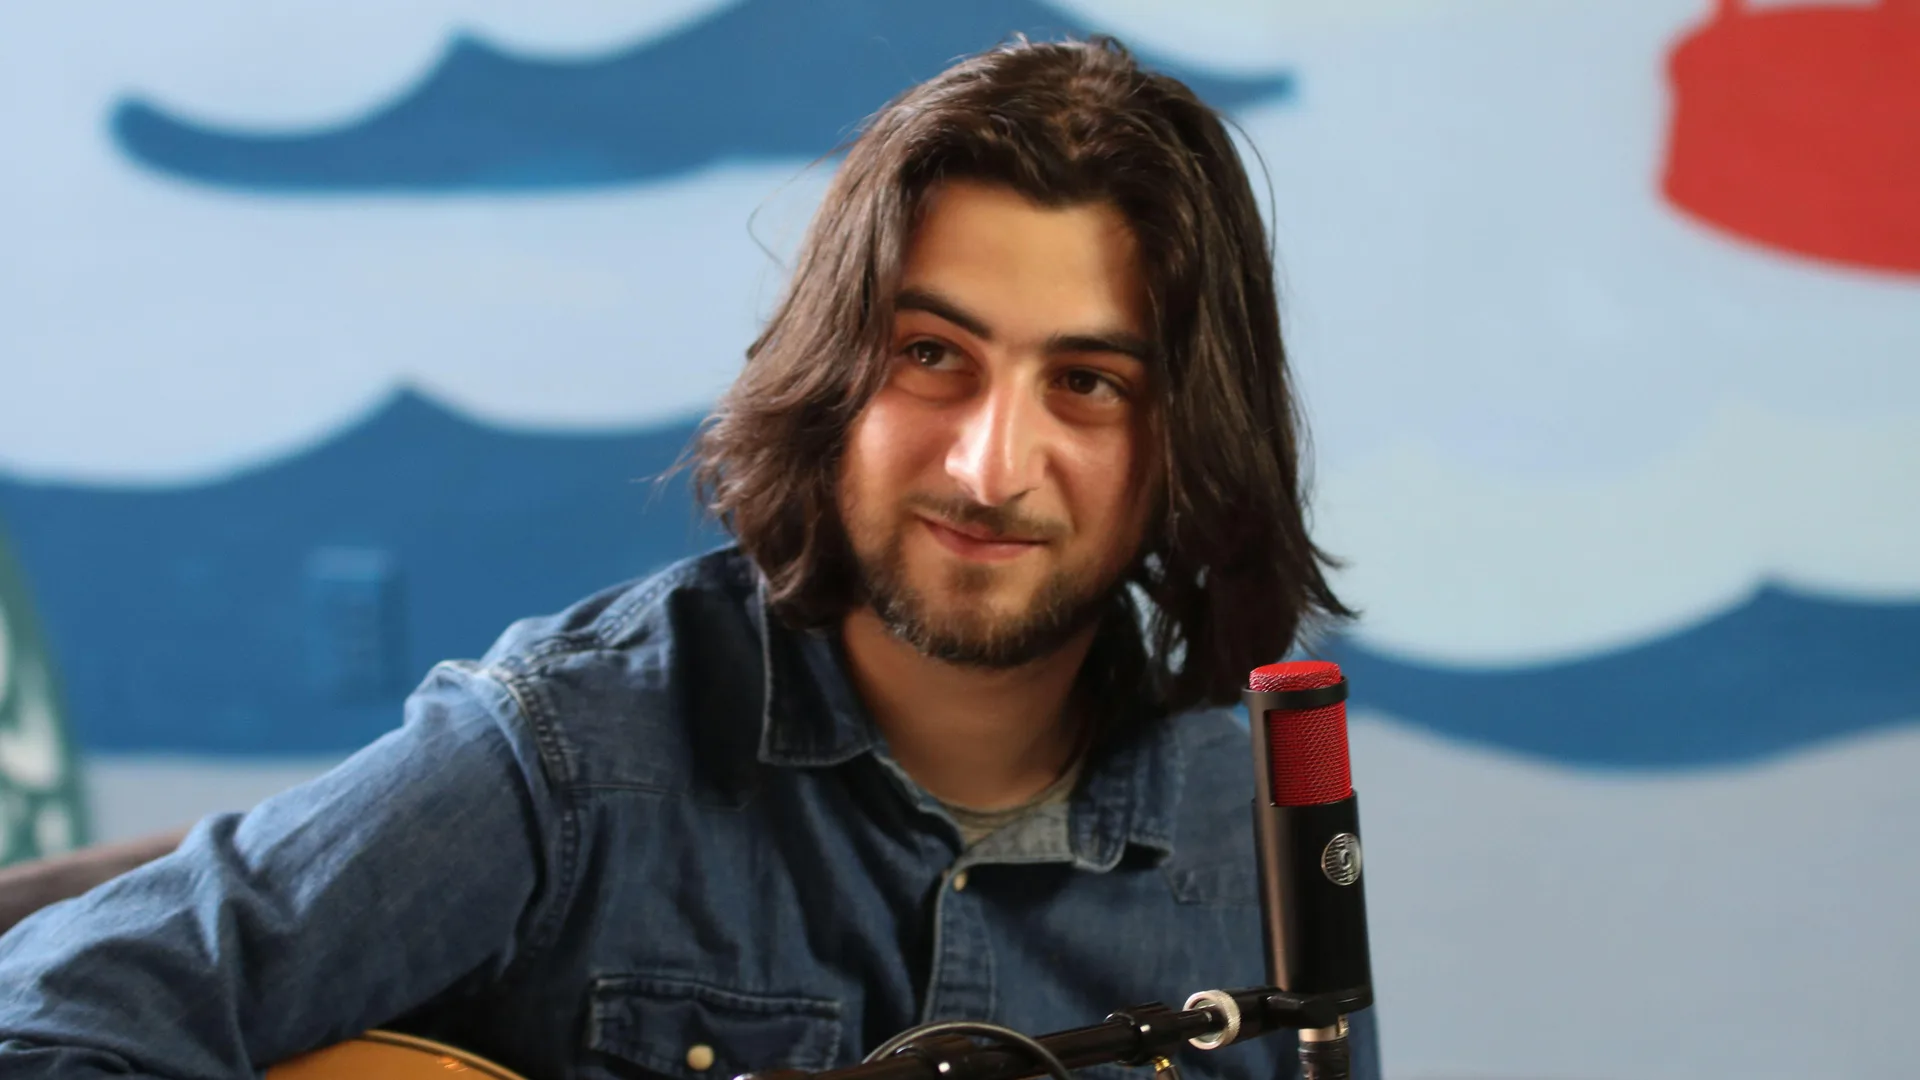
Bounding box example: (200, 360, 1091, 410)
(862, 1020, 1076, 1080)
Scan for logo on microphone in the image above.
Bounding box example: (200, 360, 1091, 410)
(1321, 833, 1362, 886)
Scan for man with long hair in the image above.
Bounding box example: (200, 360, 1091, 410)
(0, 38, 1368, 1080)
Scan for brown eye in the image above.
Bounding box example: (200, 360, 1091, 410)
(1062, 368, 1120, 399)
(905, 340, 953, 368)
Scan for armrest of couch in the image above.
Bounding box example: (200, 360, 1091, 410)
(0, 828, 190, 936)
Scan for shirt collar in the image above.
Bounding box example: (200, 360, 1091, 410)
(755, 612, 881, 767)
(1068, 707, 1180, 869)
(750, 578, 1181, 867)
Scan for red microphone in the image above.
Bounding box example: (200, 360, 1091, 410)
(1245, 661, 1372, 1080)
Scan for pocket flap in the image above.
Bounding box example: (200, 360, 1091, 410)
(588, 975, 843, 1080)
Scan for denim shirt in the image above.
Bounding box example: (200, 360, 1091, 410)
(0, 548, 1378, 1080)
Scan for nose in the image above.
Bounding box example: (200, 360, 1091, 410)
(944, 377, 1048, 508)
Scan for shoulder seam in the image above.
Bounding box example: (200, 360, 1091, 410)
(476, 663, 585, 981)
(591, 550, 745, 651)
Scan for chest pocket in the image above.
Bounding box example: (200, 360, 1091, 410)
(587, 975, 843, 1080)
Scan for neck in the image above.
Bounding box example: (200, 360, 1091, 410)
(840, 606, 1096, 810)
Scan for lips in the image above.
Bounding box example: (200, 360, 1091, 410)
(917, 516, 1044, 562)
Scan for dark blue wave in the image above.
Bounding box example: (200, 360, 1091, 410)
(1, 391, 1912, 765)
(0, 391, 722, 755)
(110, 0, 1293, 192)
(1324, 586, 1920, 769)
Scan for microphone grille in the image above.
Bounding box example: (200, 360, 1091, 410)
(1249, 660, 1351, 806)
(1248, 659, 1343, 693)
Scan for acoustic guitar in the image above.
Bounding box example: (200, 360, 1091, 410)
(268, 1030, 527, 1080)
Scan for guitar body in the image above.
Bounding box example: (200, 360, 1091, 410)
(268, 1030, 528, 1080)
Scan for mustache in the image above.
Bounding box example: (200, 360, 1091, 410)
(905, 493, 1066, 543)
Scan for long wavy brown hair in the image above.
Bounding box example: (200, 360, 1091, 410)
(691, 36, 1351, 713)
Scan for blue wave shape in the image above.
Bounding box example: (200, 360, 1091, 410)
(0, 391, 721, 755)
(1323, 587, 1920, 769)
(1, 392, 1912, 764)
(110, 0, 1293, 192)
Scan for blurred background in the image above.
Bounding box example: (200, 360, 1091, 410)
(1, 0, 1916, 1076)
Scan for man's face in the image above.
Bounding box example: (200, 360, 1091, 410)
(838, 180, 1157, 668)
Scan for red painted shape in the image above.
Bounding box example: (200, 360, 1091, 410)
(1662, 0, 1920, 275)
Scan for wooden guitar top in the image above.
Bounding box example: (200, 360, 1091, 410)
(267, 1030, 529, 1080)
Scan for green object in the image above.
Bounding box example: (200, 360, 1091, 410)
(0, 527, 89, 866)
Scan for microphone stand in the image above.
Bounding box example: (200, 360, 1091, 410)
(737, 985, 1370, 1080)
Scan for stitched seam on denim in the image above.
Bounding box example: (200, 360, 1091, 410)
(592, 547, 743, 651)
(755, 575, 779, 764)
(588, 974, 843, 1073)
(1071, 747, 1129, 872)
(593, 570, 685, 649)
(955, 849, 1073, 868)
(980, 885, 996, 1016)
(565, 780, 754, 811)
(488, 665, 583, 983)
(919, 872, 951, 1024)
(761, 624, 879, 768)
(1134, 723, 1179, 852)
(499, 630, 604, 674)
(591, 973, 843, 1017)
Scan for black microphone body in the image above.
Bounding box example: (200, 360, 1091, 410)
(1245, 665, 1374, 1080)
(1250, 795, 1372, 999)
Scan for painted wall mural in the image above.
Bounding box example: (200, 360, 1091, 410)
(0, 525, 89, 864)
(1, 1, 1915, 1078)
(6, 391, 1914, 769)
(111, 0, 1289, 192)
(1663, 0, 1920, 274)
(0, 393, 718, 756)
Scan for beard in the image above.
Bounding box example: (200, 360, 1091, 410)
(850, 497, 1132, 670)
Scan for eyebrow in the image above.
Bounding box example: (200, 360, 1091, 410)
(895, 286, 1153, 364)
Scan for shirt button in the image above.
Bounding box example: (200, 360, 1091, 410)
(951, 870, 969, 892)
(686, 1044, 716, 1071)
